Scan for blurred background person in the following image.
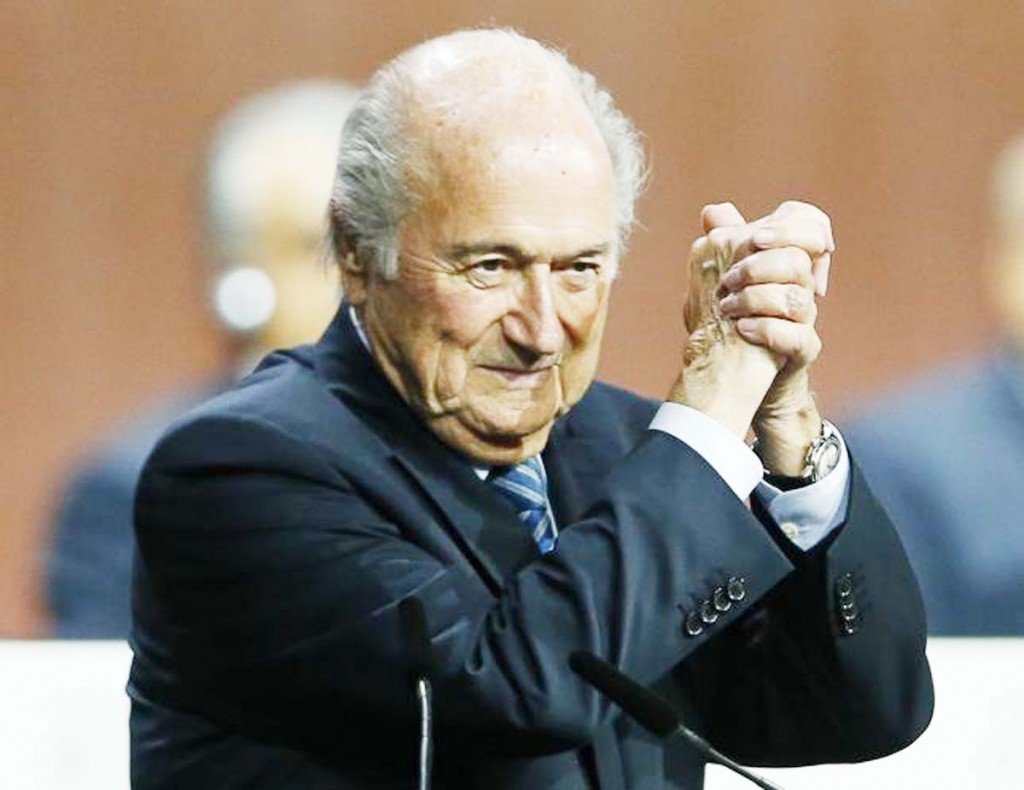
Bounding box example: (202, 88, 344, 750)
(845, 134, 1024, 636)
(45, 80, 361, 638)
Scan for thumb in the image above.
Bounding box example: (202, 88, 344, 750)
(701, 202, 746, 232)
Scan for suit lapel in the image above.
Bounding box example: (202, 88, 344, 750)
(313, 304, 537, 592)
(315, 307, 633, 789)
(544, 411, 620, 528)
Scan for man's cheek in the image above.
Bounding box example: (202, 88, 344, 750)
(559, 355, 597, 407)
(434, 350, 470, 408)
(559, 316, 606, 405)
(561, 284, 609, 339)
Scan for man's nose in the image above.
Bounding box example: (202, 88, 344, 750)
(503, 267, 564, 356)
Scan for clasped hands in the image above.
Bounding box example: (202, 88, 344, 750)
(670, 200, 835, 476)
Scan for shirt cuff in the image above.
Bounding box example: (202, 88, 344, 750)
(649, 402, 763, 500)
(754, 430, 851, 551)
(649, 403, 852, 551)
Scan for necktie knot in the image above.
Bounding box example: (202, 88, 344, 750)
(489, 457, 558, 553)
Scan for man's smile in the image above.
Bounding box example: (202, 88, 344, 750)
(479, 364, 557, 388)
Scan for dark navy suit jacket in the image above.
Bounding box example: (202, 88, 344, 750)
(129, 306, 933, 788)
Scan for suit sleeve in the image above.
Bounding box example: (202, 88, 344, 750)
(133, 411, 931, 761)
(669, 460, 933, 766)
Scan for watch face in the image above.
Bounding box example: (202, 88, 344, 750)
(818, 441, 842, 477)
(809, 422, 843, 481)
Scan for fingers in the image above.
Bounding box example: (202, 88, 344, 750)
(751, 201, 835, 297)
(751, 218, 833, 258)
(702, 202, 746, 233)
(686, 207, 747, 332)
(686, 201, 831, 345)
(717, 244, 819, 366)
(735, 317, 822, 366)
(720, 283, 817, 324)
(697, 202, 834, 292)
(756, 200, 835, 253)
(682, 201, 829, 399)
(812, 252, 832, 298)
(720, 247, 814, 292)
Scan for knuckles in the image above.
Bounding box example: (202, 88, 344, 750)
(705, 226, 735, 255)
(686, 201, 829, 378)
(766, 322, 822, 359)
(772, 200, 835, 250)
(784, 285, 816, 321)
(774, 199, 831, 225)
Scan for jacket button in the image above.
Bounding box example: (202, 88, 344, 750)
(835, 573, 854, 598)
(699, 600, 719, 625)
(834, 573, 859, 636)
(726, 577, 746, 602)
(684, 611, 705, 637)
(712, 586, 732, 613)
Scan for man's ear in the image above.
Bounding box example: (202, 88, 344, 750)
(340, 250, 368, 306)
(329, 204, 369, 306)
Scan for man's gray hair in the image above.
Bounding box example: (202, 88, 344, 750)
(328, 29, 647, 280)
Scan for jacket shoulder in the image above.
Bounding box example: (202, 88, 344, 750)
(142, 348, 356, 478)
(561, 381, 660, 443)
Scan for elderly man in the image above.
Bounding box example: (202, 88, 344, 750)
(129, 30, 933, 789)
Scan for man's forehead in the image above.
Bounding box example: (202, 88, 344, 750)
(388, 33, 617, 256)
(407, 122, 615, 238)
(405, 69, 606, 187)
(400, 36, 583, 130)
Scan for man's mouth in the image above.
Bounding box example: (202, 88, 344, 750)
(480, 364, 556, 388)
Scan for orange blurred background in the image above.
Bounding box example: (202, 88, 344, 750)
(4, 0, 1023, 635)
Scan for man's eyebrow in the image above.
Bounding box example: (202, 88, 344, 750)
(446, 242, 614, 260)
(561, 243, 614, 259)
(447, 243, 526, 260)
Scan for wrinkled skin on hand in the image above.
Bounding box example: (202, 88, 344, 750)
(672, 201, 835, 473)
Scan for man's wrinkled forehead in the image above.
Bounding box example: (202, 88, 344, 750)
(395, 36, 610, 196)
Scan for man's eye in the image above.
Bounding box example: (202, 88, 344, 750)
(472, 259, 505, 273)
(564, 260, 600, 277)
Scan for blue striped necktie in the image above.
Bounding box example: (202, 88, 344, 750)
(488, 456, 558, 554)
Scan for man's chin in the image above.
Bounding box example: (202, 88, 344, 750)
(427, 411, 557, 466)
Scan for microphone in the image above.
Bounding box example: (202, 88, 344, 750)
(399, 596, 433, 790)
(569, 651, 785, 790)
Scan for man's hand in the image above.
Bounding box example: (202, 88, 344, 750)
(670, 201, 834, 474)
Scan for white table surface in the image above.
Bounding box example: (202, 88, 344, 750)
(707, 638, 1024, 790)
(0, 638, 1020, 789)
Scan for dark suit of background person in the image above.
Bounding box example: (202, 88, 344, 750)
(48, 389, 214, 637)
(844, 134, 1024, 636)
(846, 348, 1024, 634)
(45, 81, 359, 637)
(129, 30, 933, 789)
